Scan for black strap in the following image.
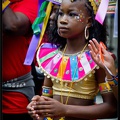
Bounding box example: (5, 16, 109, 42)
(31, 62, 44, 95)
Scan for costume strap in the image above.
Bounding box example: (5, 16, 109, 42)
(24, 1, 52, 65)
(2, 0, 11, 12)
(89, 0, 109, 24)
(24, 0, 62, 65)
(42, 86, 53, 97)
(37, 2, 52, 49)
(99, 82, 112, 94)
(47, 0, 62, 5)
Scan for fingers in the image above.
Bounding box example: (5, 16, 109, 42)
(28, 109, 36, 115)
(88, 43, 94, 53)
(42, 113, 54, 117)
(27, 96, 45, 120)
(32, 114, 40, 120)
(92, 38, 100, 50)
(32, 102, 55, 116)
(28, 96, 59, 118)
(27, 101, 40, 119)
(41, 96, 53, 101)
(27, 101, 36, 110)
(36, 100, 52, 105)
(89, 38, 100, 54)
(28, 107, 40, 120)
(40, 110, 55, 118)
(31, 108, 54, 118)
(32, 95, 41, 101)
(88, 43, 98, 60)
(31, 114, 40, 120)
(88, 38, 104, 60)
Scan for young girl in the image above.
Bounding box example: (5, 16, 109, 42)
(27, 0, 117, 120)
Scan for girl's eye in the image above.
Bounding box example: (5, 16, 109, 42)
(69, 13, 78, 17)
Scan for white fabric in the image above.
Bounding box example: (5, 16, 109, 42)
(80, 53, 91, 74)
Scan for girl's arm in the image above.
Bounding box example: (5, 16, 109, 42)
(33, 68, 117, 119)
(66, 68, 117, 119)
(88, 38, 118, 100)
(34, 86, 117, 119)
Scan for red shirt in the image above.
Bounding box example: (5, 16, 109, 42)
(2, 0, 38, 114)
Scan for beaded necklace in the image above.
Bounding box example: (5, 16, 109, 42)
(59, 43, 88, 120)
(46, 43, 88, 120)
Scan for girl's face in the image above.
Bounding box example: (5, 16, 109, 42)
(57, 0, 90, 39)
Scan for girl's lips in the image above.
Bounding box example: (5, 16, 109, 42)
(59, 27, 68, 29)
(59, 27, 69, 32)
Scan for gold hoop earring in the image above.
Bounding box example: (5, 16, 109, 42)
(85, 26, 89, 40)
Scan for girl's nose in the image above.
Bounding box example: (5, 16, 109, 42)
(60, 15, 68, 24)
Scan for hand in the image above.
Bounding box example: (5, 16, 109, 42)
(33, 96, 66, 118)
(27, 95, 45, 120)
(27, 101, 40, 120)
(88, 38, 116, 76)
(31, 95, 42, 101)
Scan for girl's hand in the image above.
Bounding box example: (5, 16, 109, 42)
(27, 95, 45, 120)
(88, 38, 116, 76)
(27, 101, 40, 120)
(88, 38, 115, 69)
(33, 96, 66, 118)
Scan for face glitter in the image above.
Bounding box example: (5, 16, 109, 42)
(75, 10, 85, 23)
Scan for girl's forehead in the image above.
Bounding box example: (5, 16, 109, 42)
(60, 0, 86, 11)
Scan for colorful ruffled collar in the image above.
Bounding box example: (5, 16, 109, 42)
(37, 43, 98, 82)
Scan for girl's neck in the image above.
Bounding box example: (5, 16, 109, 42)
(65, 38, 89, 54)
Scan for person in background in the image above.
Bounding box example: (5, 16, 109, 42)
(31, 0, 61, 95)
(88, 38, 118, 100)
(26, 0, 61, 119)
(27, 0, 117, 120)
(2, 0, 38, 120)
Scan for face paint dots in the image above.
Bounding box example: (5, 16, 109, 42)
(75, 10, 85, 23)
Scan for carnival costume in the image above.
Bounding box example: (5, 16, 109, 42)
(37, 43, 101, 100)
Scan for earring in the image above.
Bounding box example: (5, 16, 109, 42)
(57, 29, 61, 36)
(84, 26, 89, 40)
